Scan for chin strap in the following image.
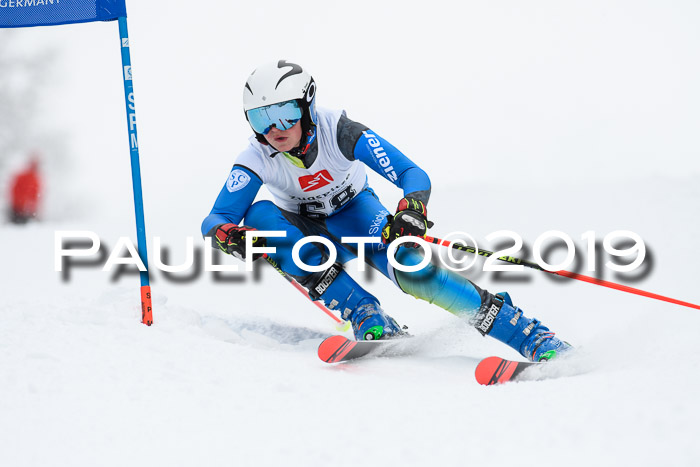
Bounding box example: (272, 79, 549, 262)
(289, 128, 315, 157)
(261, 125, 317, 168)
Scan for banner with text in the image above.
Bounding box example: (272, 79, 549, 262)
(0, 0, 126, 28)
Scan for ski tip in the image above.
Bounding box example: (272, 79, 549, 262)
(475, 356, 520, 386)
(318, 335, 353, 363)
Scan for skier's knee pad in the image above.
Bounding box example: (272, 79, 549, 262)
(392, 247, 483, 315)
(245, 201, 328, 276)
(243, 200, 282, 229)
(302, 262, 377, 317)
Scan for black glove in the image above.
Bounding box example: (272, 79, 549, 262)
(213, 223, 266, 261)
(381, 197, 434, 247)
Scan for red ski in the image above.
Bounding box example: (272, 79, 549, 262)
(475, 356, 541, 385)
(317, 335, 411, 363)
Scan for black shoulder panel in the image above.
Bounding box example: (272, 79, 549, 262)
(336, 114, 369, 161)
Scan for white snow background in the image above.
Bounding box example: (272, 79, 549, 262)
(1, 1, 700, 466)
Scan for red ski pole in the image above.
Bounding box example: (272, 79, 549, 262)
(263, 254, 351, 330)
(424, 235, 700, 311)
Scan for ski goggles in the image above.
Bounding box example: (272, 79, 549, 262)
(246, 100, 302, 135)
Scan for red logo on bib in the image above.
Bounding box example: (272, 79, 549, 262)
(299, 170, 334, 192)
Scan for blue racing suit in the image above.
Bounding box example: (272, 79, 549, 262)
(202, 107, 485, 320)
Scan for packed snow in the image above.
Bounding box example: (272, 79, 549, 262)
(2, 2, 700, 466)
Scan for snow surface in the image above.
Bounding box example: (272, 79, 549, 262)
(2, 2, 700, 466)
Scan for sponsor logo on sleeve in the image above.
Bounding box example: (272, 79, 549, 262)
(227, 169, 251, 193)
(361, 131, 398, 182)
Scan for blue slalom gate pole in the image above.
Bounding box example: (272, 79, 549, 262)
(0, 1, 152, 325)
(118, 17, 153, 325)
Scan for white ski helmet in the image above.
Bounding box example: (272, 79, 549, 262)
(243, 60, 318, 153)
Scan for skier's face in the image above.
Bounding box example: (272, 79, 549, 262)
(264, 121, 302, 153)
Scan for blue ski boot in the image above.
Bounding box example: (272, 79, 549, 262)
(343, 299, 404, 341)
(473, 292, 572, 362)
(304, 262, 404, 341)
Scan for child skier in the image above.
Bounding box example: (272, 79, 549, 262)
(202, 60, 571, 362)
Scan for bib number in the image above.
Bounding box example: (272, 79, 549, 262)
(299, 186, 357, 218)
